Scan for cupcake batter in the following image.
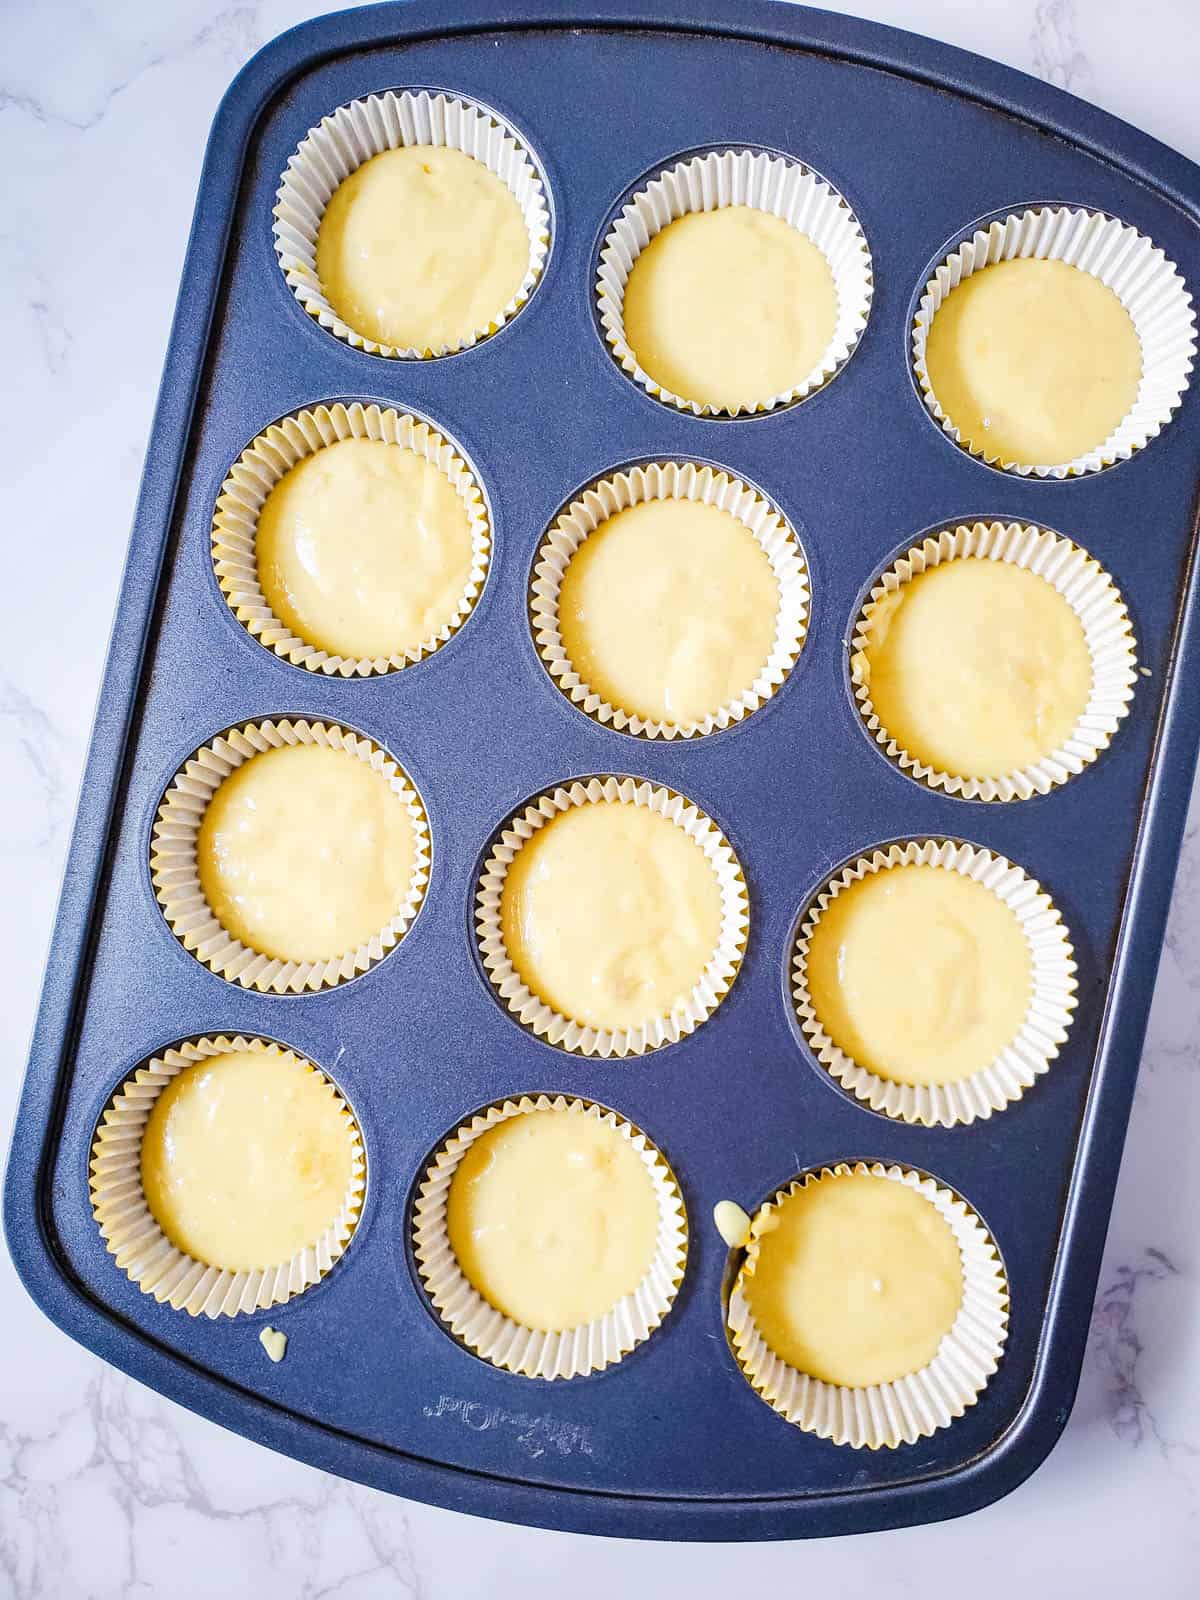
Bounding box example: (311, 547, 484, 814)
(196, 742, 415, 965)
(316, 145, 529, 350)
(622, 206, 838, 409)
(713, 1199, 752, 1250)
(857, 559, 1092, 779)
(923, 257, 1142, 466)
(499, 800, 723, 1033)
(805, 863, 1032, 1087)
(140, 1048, 356, 1272)
(557, 497, 780, 726)
(446, 1108, 660, 1330)
(743, 1170, 963, 1388)
(256, 437, 475, 660)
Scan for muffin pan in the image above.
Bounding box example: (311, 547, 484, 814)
(8, 0, 1200, 1542)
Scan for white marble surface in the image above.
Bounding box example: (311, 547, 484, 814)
(2, 0, 1199, 1593)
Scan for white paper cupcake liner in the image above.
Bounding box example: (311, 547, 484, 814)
(530, 461, 809, 739)
(90, 1035, 365, 1319)
(597, 147, 873, 416)
(912, 205, 1197, 476)
(851, 521, 1138, 802)
(273, 90, 550, 359)
(413, 1094, 688, 1379)
(212, 403, 491, 678)
(792, 839, 1077, 1127)
(727, 1162, 1009, 1449)
(476, 776, 748, 1057)
(151, 718, 430, 994)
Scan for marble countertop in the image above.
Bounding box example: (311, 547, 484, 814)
(3, 1, 1198, 1593)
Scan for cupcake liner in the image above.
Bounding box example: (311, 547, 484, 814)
(530, 460, 809, 738)
(850, 521, 1138, 801)
(476, 775, 748, 1057)
(212, 402, 491, 678)
(413, 1094, 687, 1379)
(597, 147, 872, 416)
(792, 838, 1077, 1127)
(912, 205, 1197, 476)
(151, 718, 430, 994)
(273, 89, 550, 359)
(89, 1035, 365, 1319)
(727, 1161, 1009, 1449)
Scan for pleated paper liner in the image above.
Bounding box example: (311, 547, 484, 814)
(596, 147, 873, 416)
(212, 403, 491, 677)
(475, 776, 748, 1057)
(912, 205, 1196, 476)
(530, 461, 809, 738)
(273, 89, 550, 358)
(850, 521, 1138, 802)
(792, 839, 1077, 1128)
(151, 718, 430, 994)
(90, 1035, 364, 1319)
(727, 1162, 1009, 1449)
(413, 1094, 688, 1379)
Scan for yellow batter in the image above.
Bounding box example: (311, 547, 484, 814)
(316, 145, 529, 350)
(196, 743, 415, 965)
(622, 206, 838, 409)
(446, 1109, 660, 1330)
(743, 1171, 963, 1388)
(500, 800, 723, 1032)
(924, 258, 1142, 466)
(256, 437, 474, 660)
(858, 561, 1092, 778)
(140, 1048, 356, 1272)
(806, 864, 1031, 1087)
(557, 498, 780, 725)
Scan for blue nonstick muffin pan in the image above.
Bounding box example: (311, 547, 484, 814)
(7, 0, 1200, 1541)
